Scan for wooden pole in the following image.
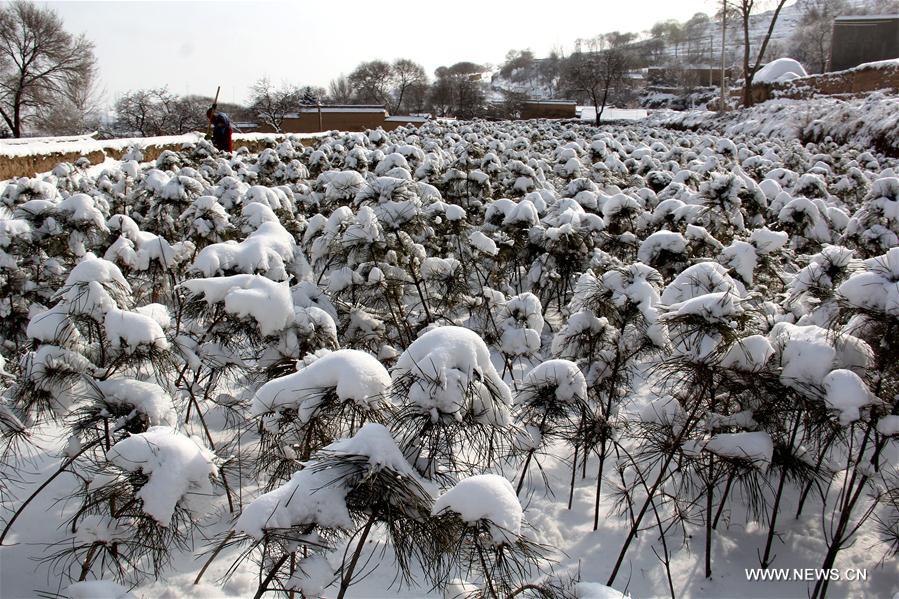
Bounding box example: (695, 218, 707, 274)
(720, 2, 728, 113)
(206, 86, 221, 137)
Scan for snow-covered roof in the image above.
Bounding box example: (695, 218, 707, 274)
(523, 99, 576, 105)
(846, 58, 899, 71)
(282, 105, 387, 117)
(385, 115, 430, 122)
(834, 14, 899, 21)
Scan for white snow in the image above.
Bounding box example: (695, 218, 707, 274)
(393, 326, 511, 421)
(250, 349, 390, 419)
(753, 58, 808, 84)
(324, 422, 412, 473)
(519, 359, 587, 404)
(180, 274, 294, 336)
(705, 431, 774, 466)
(104, 307, 169, 352)
(234, 464, 351, 539)
(106, 426, 218, 525)
(822, 369, 875, 425)
(94, 378, 177, 426)
(837, 247, 899, 317)
(719, 335, 774, 373)
(468, 230, 498, 256)
(432, 474, 523, 544)
(191, 220, 298, 281)
(65, 581, 134, 599)
(577, 582, 627, 599)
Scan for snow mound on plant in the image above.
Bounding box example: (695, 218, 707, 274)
(705, 431, 774, 466)
(250, 349, 390, 419)
(753, 58, 807, 84)
(662, 291, 743, 323)
(577, 582, 627, 599)
(94, 378, 177, 426)
(660, 262, 744, 305)
(235, 425, 408, 539)
(180, 274, 293, 336)
(190, 220, 297, 281)
(520, 359, 587, 404)
(837, 247, 899, 317)
(235, 465, 351, 539)
(769, 322, 872, 388)
(393, 326, 512, 421)
(106, 426, 217, 525)
(822, 369, 876, 425)
(324, 423, 413, 473)
(718, 335, 774, 372)
(432, 474, 522, 543)
(104, 307, 169, 352)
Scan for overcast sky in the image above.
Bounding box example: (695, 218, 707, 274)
(41, 0, 723, 106)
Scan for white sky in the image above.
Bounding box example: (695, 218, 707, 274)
(37, 0, 723, 106)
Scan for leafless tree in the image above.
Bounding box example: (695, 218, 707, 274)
(789, 0, 848, 73)
(348, 60, 393, 105)
(430, 62, 489, 119)
(0, 1, 97, 137)
(328, 75, 354, 104)
(35, 60, 104, 135)
(735, 0, 790, 107)
(391, 58, 427, 113)
(113, 88, 172, 137)
(248, 77, 301, 133)
(112, 89, 231, 137)
(562, 35, 632, 125)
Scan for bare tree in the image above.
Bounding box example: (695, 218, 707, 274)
(348, 60, 393, 105)
(562, 35, 632, 125)
(789, 0, 849, 73)
(0, 1, 97, 137)
(391, 58, 427, 113)
(736, 0, 790, 107)
(248, 77, 301, 133)
(113, 88, 170, 137)
(430, 62, 489, 119)
(36, 60, 104, 135)
(328, 75, 354, 104)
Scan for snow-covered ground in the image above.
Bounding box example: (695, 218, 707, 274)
(1, 111, 898, 599)
(578, 107, 648, 122)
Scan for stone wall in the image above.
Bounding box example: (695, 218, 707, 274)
(0, 134, 319, 181)
(747, 62, 899, 104)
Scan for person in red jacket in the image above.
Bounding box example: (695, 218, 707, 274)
(206, 106, 233, 152)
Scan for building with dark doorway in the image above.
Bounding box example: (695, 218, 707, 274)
(830, 15, 899, 72)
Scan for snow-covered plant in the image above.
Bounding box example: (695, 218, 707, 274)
(843, 177, 899, 257)
(53, 427, 221, 585)
(215, 424, 436, 598)
(250, 349, 391, 485)
(431, 474, 548, 598)
(564, 263, 667, 527)
(513, 360, 588, 496)
(695, 174, 746, 243)
(390, 327, 513, 482)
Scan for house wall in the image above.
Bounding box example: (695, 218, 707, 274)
(830, 17, 899, 72)
(262, 111, 388, 134)
(520, 102, 577, 119)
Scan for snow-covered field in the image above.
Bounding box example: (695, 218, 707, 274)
(0, 114, 898, 599)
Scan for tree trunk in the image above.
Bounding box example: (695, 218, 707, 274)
(741, 7, 753, 107)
